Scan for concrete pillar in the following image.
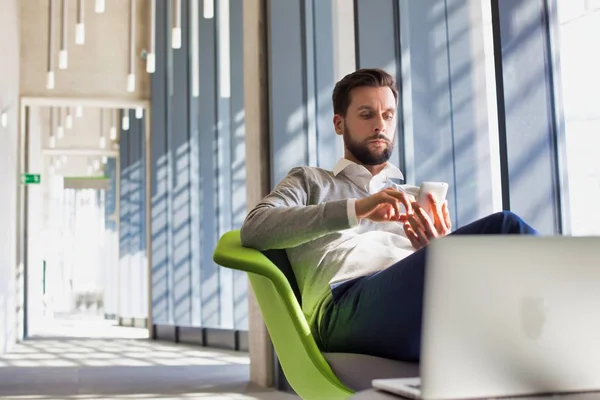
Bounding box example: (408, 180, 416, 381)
(243, 0, 274, 388)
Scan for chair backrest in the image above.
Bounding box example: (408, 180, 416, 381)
(261, 249, 302, 305)
(213, 230, 351, 400)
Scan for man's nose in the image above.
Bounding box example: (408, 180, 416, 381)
(373, 117, 386, 133)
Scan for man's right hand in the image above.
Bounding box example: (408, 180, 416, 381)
(355, 188, 413, 222)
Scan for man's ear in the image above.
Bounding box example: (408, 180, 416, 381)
(333, 114, 344, 136)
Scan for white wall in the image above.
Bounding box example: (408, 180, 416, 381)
(26, 108, 46, 335)
(0, 0, 20, 354)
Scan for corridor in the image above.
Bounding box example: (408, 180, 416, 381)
(0, 316, 296, 399)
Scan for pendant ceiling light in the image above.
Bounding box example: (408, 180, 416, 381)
(65, 107, 73, 129)
(127, 0, 136, 92)
(172, 0, 182, 49)
(95, 0, 105, 13)
(99, 108, 107, 148)
(0, 111, 7, 128)
(147, 0, 156, 73)
(76, 0, 85, 45)
(204, 0, 214, 19)
(57, 107, 65, 139)
(49, 107, 56, 148)
(59, 0, 68, 69)
(46, 0, 55, 89)
(122, 109, 130, 131)
(110, 109, 117, 140)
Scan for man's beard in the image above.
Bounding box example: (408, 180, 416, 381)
(343, 126, 394, 166)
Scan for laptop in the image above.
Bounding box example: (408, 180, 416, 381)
(372, 235, 600, 400)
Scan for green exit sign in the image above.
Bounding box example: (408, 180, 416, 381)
(22, 173, 41, 185)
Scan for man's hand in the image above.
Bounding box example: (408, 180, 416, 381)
(355, 188, 413, 223)
(400, 193, 452, 250)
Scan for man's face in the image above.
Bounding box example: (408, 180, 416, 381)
(334, 86, 397, 166)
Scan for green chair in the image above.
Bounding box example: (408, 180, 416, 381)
(213, 230, 419, 400)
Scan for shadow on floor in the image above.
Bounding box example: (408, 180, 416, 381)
(0, 317, 297, 399)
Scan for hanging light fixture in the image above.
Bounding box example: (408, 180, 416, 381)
(57, 108, 64, 139)
(94, 159, 101, 171)
(99, 108, 107, 148)
(122, 109, 130, 131)
(135, 107, 143, 119)
(95, 0, 105, 13)
(75, 105, 83, 117)
(49, 108, 56, 148)
(46, 0, 55, 89)
(218, 0, 231, 98)
(0, 111, 7, 128)
(147, 0, 156, 73)
(49, 158, 56, 175)
(102, 156, 108, 165)
(172, 0, 182, 48)
(126, 0, 136, 92)
(59, 0, 68, 69)
(65, 107, 73, 129)
(110, 109, 117, 140)
(191, 0, 199, 97)
(204, 0, 214, 18)
(76, 0, 85, 45)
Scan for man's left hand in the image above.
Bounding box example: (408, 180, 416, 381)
(400, 194, 452, 250)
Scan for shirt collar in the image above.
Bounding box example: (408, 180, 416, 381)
(332, 158, 404, 180)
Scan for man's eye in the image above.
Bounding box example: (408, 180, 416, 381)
(361, 114, 372, 119)
(385, 114, 395, 120)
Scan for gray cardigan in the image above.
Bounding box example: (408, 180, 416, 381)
(240, 166, 419, 332)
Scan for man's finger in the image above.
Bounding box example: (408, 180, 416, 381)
(386, 189, 413, 214)
(442, 201, 452, 231)
(429, 194, 445, 231)
(404, 222, 422, 250)
(371, 204, 391, 221)
(408, 214, 429, 244)
(413, 203, 436, 238)
(381, 193, 403, 219)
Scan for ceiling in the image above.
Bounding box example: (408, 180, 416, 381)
(19, 0, 152, 179)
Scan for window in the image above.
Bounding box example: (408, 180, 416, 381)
(555, 0, 600, 235)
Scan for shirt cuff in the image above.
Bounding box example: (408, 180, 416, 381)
(347, 198, 359, 228)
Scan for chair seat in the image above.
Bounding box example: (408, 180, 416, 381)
(324, 353, 419, 392)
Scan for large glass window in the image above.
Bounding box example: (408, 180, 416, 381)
(555, 0, 600, 235)
(398, 0, 503, 227)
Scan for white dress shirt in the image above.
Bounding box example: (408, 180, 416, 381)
(332, 158, 411, 227)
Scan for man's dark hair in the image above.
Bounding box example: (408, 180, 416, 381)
(332, 68, 399, 116)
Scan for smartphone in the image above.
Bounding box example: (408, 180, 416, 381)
(417, 182, 449, 217)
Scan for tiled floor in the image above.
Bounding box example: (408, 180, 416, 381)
(0, 316, 297, 400)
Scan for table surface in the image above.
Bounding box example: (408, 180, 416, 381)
(349, 389, 600, 400)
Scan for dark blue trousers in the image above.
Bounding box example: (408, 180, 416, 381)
(318, 211, 538, 362)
